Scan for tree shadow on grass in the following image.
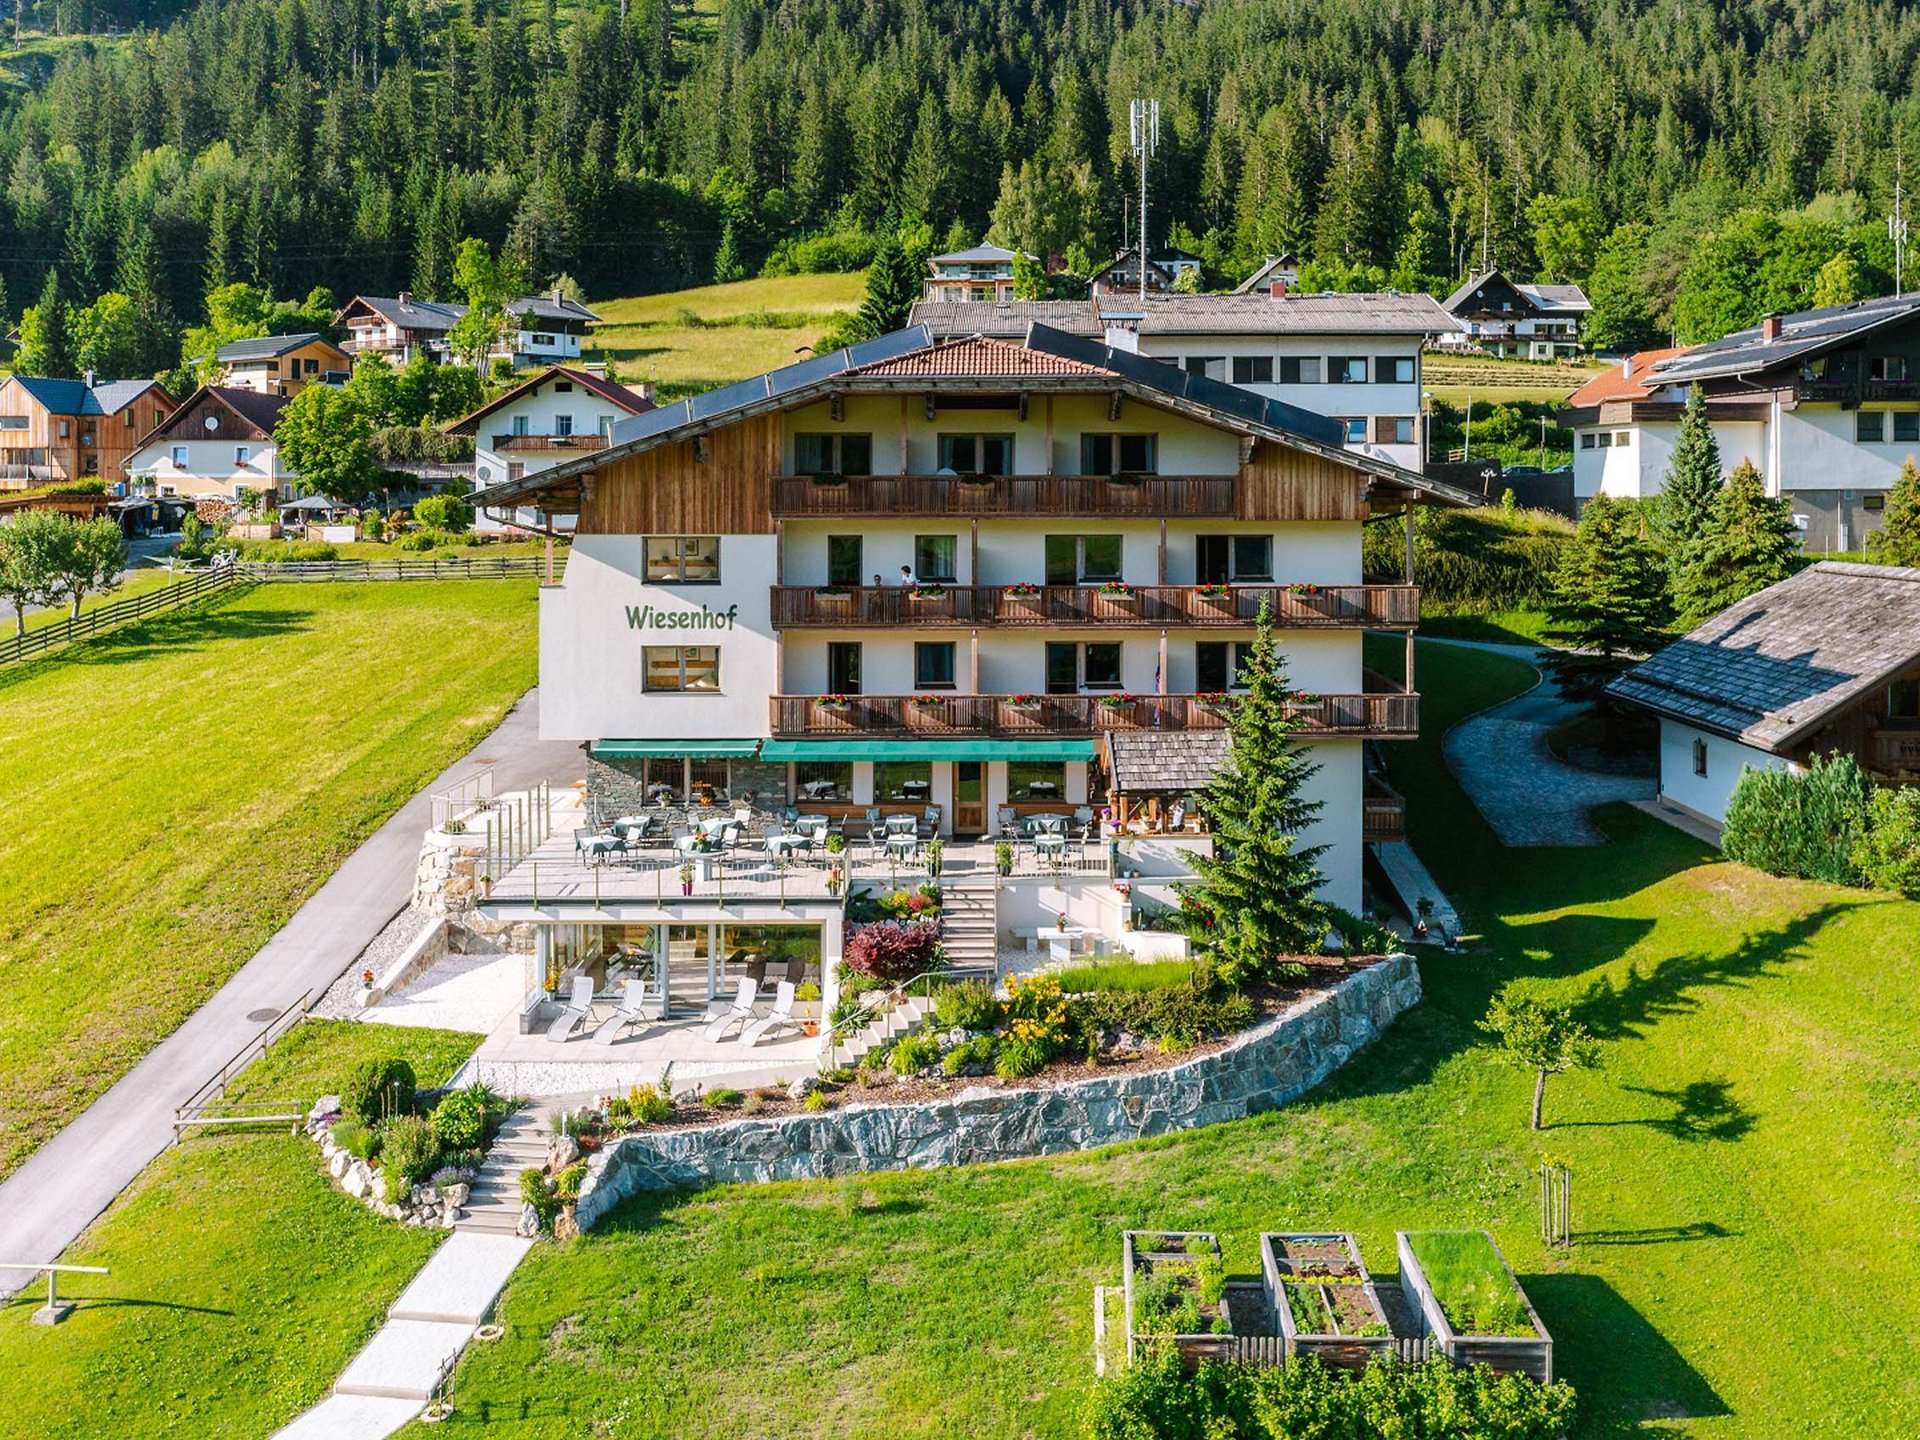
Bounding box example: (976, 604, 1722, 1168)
(0, 592, 312, 691)
(1576, 1220, 1735, 1247)
(1523, 1270, 1732, 1434)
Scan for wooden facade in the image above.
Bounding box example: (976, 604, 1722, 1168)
(577, 414, 781, 535)
(220, 337, 351, 395)
(770, 691, 1418, 740)
(1236, 441, 1366, 521)
(0, 377, 176, 486)
(1791, 660, 1920, 779)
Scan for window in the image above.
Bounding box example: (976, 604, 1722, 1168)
(1613, 431, 1631, 447)
(304, 358, 319, 376)
(913, 534, 957, 582)
(826, 642, 862, 693)
(1597, 432, 1614, 448)
(1078, 433, 1159, 475)
(1580, 433, 1597, 449)
(1046, 641, 1122, 691)
(123, 409, 134, 427)
(1337, 418, 1367, 445)
(554, 414, 574, 437)
(1379, 356, 1417, 384)
(688, 758, 729, 800)
(1374, 416, 1416, 446)
(644, 536, 721, 583)
(914, 641, 957, 688)
(874, 761, 933, 801)
(1896, 413, 1920, 444)
(598, 414, 617, 437)
(58, 420, 70, 438)
(793, 432, 873, 476)
(1184, 356, 1226, 380)
(1278, 356, 1321, 384)
(827, 535, 863, 586)
(1865, 492, 1887, 512)
(511, 414, 531, 437)
(1007, 761, 1067, 800)
(1195, 641, 1254, 691)
(794, 762, 853, 802)
(1328, 356, 1368, 384)
(1857, 411, 1887, 443)
(1045, 534, 1123, 584)
(1195, 534, 1272, 583)
(1231, 355, 1274, 384)
(937, 432, 1014, 474)
(552, 381, 574, 393)
(1889, 678, 1920, 719)
(169, 445, 188, 468)
(234, 446, 251, 467)
(1692, 738, 1709, 778)
(642, 646, 720, 692)
(1872, 356, 1909, 382)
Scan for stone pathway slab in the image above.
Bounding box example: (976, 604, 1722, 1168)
(389, 1231, 532, 1324)
(273, 1395, 423, 1440)
(334, 1319, 474, 1401)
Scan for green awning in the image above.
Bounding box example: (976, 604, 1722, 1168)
(758, 739, 1097, 763)
(590, 739, 762, 759)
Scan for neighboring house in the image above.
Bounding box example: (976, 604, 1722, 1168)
(1611, 561, 1920, 826)
(1233, 253, 1299, 295)
(910, 290, 1462, 471)
(447, 365, 653, 531)
(1562, 296, 1920, 550)
(0, 374, 177, 487)
(1440, 271, 1590, 359)
(336, 290, 601, 370)
(1089, 247, 1205, 298)
(924, 245, 1037, 304)
(215, 332, 352, 395)
(127, 386, 290, 501)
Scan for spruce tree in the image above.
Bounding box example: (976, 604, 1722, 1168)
(1178, 604, 1330, 985)
(1542, 495, 1672, 719)
(1658, 385, 1723, 558)
(18, 268, 71, 377)
(1673, 460, 1802, 625)
(1870, 458, 1920, 568)
(850, 232, 919, 341)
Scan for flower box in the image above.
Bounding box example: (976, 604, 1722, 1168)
(1005, 583, 1042, 599)
(1006, 693, 1041, 707)
(815, 694, 851, 708)
(1122, 1230, 1238, 1369)
(1396, 1230, 1553, 1382)
(1261, 1232, 1393, 1373)
(1096, 692, 1137, 709)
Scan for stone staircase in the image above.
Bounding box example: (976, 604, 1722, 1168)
(835, 990, 934, 1067)
(457, 1107, 550, 1236)
(939, 879, 999, 978)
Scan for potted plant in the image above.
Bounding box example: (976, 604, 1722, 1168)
(994, 840, 1014, 876)
(1195, 583, 1231, 598)
(1006, 582, 1041, 598)
(1097, 691, 1137, 709)
(816, 693, 850, 708)
(795, 982, 823, 1035)
(924, 838, 944, 878)
(1414, 896, 1434, 939)
(680, 860, 696, 897)
(1006, 692, 1041, 707)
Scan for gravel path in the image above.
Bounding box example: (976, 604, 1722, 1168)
(312, 908, 437, 1018)
(1436, 638, 1655, 847)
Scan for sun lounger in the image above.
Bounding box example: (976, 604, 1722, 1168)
(591, 978, 648, 1046)
(546, 974, 596, 1043)
(701, 976, 759, 1041)
(739, 980, 798, 1046)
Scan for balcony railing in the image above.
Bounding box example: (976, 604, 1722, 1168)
(771, 474, 1237, 517)
(1872, 729, 1920, 771)
(771, 691, 1417, 740)
(772, 583, 1418, 630)
(1363, 776, 1406, 843)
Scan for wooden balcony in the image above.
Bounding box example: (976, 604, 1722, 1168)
(771, 583, 1419, 630)
(770, 473, 1237, 518)
(1363, 776, 1406, 843)
(771, 690, 1418, 740)
(1871, 729, 1920, 772)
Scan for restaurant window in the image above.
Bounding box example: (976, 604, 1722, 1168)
(793, 432, 873, 476)
(642, 646, 721, 692)
(644, 536, 721, 583)
(688, 759, 730, 803)
(1183, 356, 1226, 381)
(1231, 356, 1273, 384)
(1328, 356, 1368, 384)
(1045, 533, 1123, 585)
(1196, 535, 1272, 583)
(1047, 641, 1123, 692)
(827, 535, 863, 586)
(1007, 761, 1067, 801)
(914, 641, 957, 689)
(794, 762, 853, 802)
(1857, 411, 1887, 442)
(1895, 413, 1920, 443)
(1196, 641, 1254, 692)
(1379, 356, 1417, 384)
(874, 761, 933, 801)
(936, 432, 1013, 474)
(913, 534, 957, 582)
(1079, 433, 1159, 475)
(1278, 356, 1321, 384)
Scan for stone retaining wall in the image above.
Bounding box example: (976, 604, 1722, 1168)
(575, 954, 1421, 1231)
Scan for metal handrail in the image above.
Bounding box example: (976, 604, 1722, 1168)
(829, 958, 948, 1065)
(173, 986, 314, 1132)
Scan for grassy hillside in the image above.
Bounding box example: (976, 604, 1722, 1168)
(1425, 352, 1605, 406)
(587, 273, 865, 399)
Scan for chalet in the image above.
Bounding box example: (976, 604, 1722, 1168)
(1233, 254, 1299, 295)
(1563, 296, 1920, 549)
(924, 245, 1037, 304)
(336, 290, 601, 371)
(215, 332, 351, 395)
(1440, 271, 1589, 359)
(910, 291, 1461, 471)
(1090, 247, 1204, 299)
(1612, 562, 1920, 826)
(446, 365, 653, 529)
(127, 387, 291, 502)
(0, 374, 176, 487)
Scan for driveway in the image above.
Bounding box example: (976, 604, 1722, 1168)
(0, 689, 580, 1297)
(1435, 639, 1655, 846)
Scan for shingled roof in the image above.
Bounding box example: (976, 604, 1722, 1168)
(1608, 562, 1920, 751)
(1107, 730, 1230, 792)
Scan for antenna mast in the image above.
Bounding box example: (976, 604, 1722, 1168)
(1129, 98, 1160, 304)
(1891, 167, 1908, 297)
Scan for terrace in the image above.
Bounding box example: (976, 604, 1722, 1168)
(770, 582, 1419, 630)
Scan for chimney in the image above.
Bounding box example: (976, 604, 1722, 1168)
(553, 285, 564, 303)
(1621, 354, 1634, 378)
(398, 290, 413, 307)
(1270, 277, 1289, 299)
(84, 370, 96, 389)
(1103, 323, 1141, 353)
(1761, 314, 1782, 341)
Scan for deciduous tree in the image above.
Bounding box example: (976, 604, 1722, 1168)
(275, 385, 382, 503)
(1480, 993, 1601, 1130)
(1868, 457, 1920, 568)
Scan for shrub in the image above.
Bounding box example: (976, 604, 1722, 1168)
(553, 1160, 588, 1201)
(888, 1031, 942, 1076)
(1854, 786, 1920, 896)
(930, 979, 995, 1032)
(1722, 752, 1871, 885)
(431, 1087, 490, 1151)
(705, 1087, 744, 1107)
(1071, 979, 1255, 1051)
(994, 1033, 1051, 1078)
(942, 1034, 997, 1075)
(520, 1167, 558, 1233)
(1326, 905, 1399, 956)
(377, 1113, 440, 1188)
(803, 1088, 830, 1112)
(429, 1163, 473, 1187)
(397, 530, 438, 552)
(341, 1057, 416, 1125)
(761, 228, 877, 276)
(843, 919, 943, 981)
(413, 492, 475, 533)
(627, 1081, 672, 1124)
(328, 1117, 378, 1161)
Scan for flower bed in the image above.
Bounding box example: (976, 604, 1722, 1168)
(1123, 1231, 1236, 1367)
(1398, 1230, 1554, 1382)
(1260, 1231, 1393, 1371)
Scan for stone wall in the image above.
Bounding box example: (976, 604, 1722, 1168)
(586, 755, 790, 826)
(575, 953, 1421, 1231)
(411, 827, 534, 951)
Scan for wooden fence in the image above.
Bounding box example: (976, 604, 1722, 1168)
(0, 567, 241, 668)
(237, 556, 545, 582)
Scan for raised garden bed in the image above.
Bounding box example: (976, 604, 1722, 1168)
(1260, 1231, 1393, 1371)
(1122, 1230, 1237, 1368)
(1397, 1230, 1553, 1382)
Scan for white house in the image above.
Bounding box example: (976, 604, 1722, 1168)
(924, 245, 1037, 304)
(1611, 561, 1920, 827)
(1440, 271, 1590, 359)
(336, 290, 600, 370)
(127, 386, 290, 501)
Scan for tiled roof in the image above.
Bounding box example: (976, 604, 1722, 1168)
(345, 295, 464, 330)
(909, 300, 1101, 340)
(444, 365, 652, 436)
(911, 291, 1458, 339)
(216, 332, 335, 362)
(1108, 730, 1230, 792)
(1609, 562, 1920, 750)
(1515, 282, 1591, 312)
(1565, 347, 1695, 406)
(930, 244, 1030, 265)
(845, 334, 1109, 377)
(9, 376, 167, 416)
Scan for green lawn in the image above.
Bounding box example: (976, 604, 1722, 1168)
(15, 567, 182, 635)
(0, 580, 536, 1179)
(415, 639, 1920, 1438)
(1418, 606, 1558, 647)
(0, 1021, 480, 1440)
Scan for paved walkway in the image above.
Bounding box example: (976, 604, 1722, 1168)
(1433, 638, 1656, 846)
(0, 689, 579, 1298)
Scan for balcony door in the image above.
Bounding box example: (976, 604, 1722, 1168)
(827, 642, 862, 695)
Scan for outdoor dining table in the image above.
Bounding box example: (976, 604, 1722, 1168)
(764, 833, 812, 858)
(884, 833, 922, 862)
(576, 833, 623, 862)
(1036, 925, 1088, 962)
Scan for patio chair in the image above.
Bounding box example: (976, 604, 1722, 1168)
(546, 974, 596, 1043)
(591, 978, 649, 1046)
(921, 805, 941, 837)
(760, 959, 791, 986)
(1073, 806, 1095, 840)
(701, 976, 760, 1041)
(1168, 802, 1187, 833)
(739, 981, 799, 1046)
(865, 806, 883, 834)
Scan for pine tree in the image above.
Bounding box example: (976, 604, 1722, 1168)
(1674, 460, 1802, 625)
(711, 220, 744, 284)
(17, 269, 71, 377)
(1658, 385, 1723, 558)
(1541, 495, 1673, 727)
(849, 232, 919, 341)
(1178, 604, 1330, 985)
(1870, 458, 1920, 568)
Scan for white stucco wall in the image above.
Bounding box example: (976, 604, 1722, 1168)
(1574, 418, 1766, 501)
(1656, 718, 1792, 825)
(131, 438, 286, 498)
(1778, 404, 1920, 493)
